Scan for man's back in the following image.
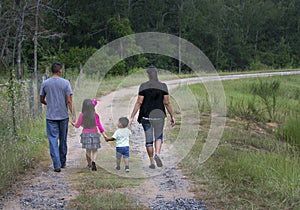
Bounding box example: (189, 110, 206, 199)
(40, 77, 72, 120)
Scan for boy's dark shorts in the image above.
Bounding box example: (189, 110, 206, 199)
(116, 146, 130, 159)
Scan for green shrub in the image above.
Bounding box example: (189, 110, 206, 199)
(250, 79, 280, 121)
(276, 118, 300, 150)
(227, 96, 264, 122)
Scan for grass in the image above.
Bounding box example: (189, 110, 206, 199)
(72, 193, 143, 210)
(0, 117, 48, 193)
(67, 167, 146, 210)
(178, 74, 300, 209)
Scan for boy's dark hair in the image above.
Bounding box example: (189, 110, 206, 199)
(52, 62, 62, 73)
(119, 117, 129, 128)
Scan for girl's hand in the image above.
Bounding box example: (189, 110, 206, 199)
(104, 136, 109, 142)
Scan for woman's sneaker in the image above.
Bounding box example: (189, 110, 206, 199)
(92, 161, 97, 171)
(154, 155, 163, 167)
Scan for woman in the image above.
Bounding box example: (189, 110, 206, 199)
(129, 65, 175, 169)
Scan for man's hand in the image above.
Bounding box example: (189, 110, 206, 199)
(71, 114, 76, 124)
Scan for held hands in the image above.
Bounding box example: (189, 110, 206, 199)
(128, 117, 134, 130)
(102, 133, 108, 141)
(104, 136, 108, 142)
(71, 114, 76, 125)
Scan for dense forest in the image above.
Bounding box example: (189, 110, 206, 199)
(0, 0, 300, 78)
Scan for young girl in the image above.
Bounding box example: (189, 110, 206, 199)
(72, 99, 107, 171)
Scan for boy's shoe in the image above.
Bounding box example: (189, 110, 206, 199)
(149, 164, 155, 169)
(154, 155, 163, 167)
(115, 166, 121, 170)
(125, 166, 130, 172)
(92, 161, 97, 171)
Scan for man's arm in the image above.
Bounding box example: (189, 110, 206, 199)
(40, 95, 47, 105)
(66, 94, 76, 122)
(164, 95, 175, 126)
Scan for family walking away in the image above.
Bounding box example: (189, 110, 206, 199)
(40, 62, 76, 172)
(130, 65, 175, 169)
(105, 117, 132, 172)
(72, 99, 107, 171)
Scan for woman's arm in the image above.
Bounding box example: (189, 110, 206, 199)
(129, 95, 144, 125)
(164, 95, 175, 126)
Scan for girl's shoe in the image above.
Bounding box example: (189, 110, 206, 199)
(149, 164, 155, 169)
(92, 161, 97, 171)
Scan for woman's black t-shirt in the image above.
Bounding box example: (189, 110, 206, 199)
(137, 80, 169, 123)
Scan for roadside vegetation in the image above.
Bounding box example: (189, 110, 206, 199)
(0, 79, 48, 194)
(180, 74, 300, 209)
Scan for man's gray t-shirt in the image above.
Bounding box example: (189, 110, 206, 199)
(40, 77, 73, 120)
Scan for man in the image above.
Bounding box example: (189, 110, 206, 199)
(129, 65, 175, 169)
(40, 62, 76, 172)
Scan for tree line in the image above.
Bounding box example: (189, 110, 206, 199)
(0, 0, 299, 79)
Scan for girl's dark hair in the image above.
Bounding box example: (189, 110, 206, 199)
(82, 99, 96, 128)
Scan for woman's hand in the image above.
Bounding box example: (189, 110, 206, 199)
(170, 116, 175, 127)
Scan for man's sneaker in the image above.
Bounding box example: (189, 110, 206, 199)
(54, 168, 61, 172)
(125, 166, 130, 172)
(154, 155, 163, 167)
(115, 166, 121, 170)
(149, 164, 155, 169)
(61, 163, 66, 168)
(92, 161, 97, 171)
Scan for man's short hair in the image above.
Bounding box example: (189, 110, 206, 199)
(52, 62, 62, 73)
(119, 117, 129, 128)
